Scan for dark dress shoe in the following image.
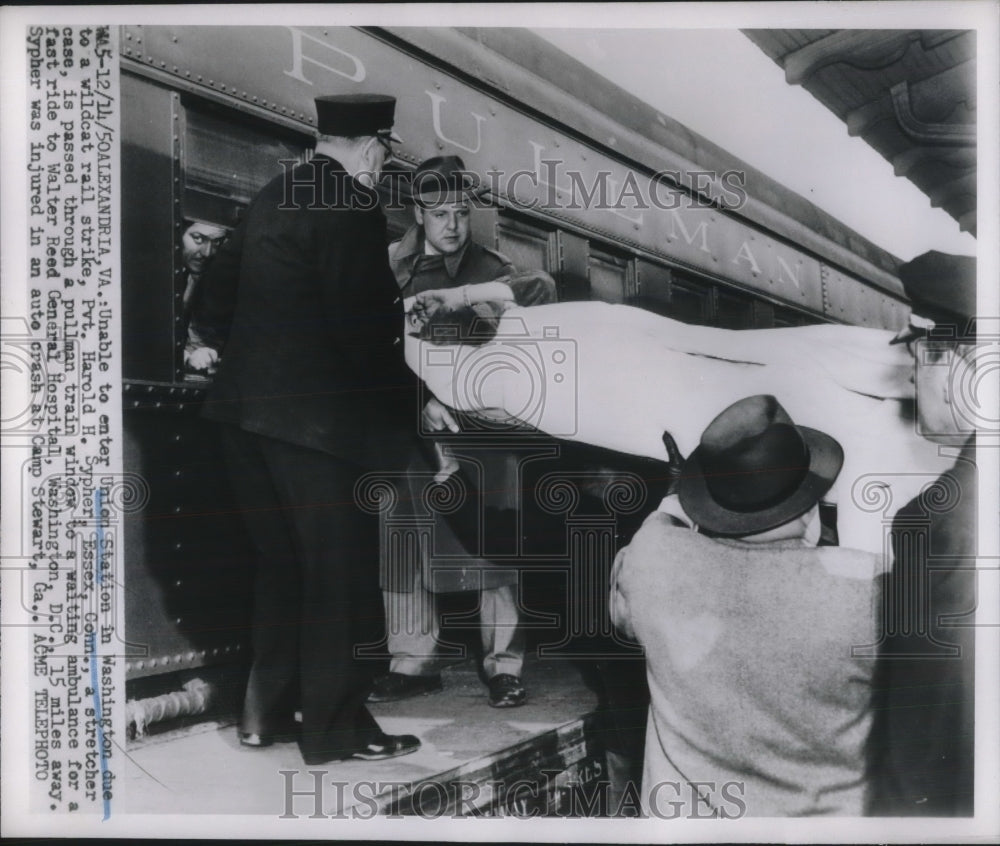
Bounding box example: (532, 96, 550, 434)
(238, 722, 299, 748)
(488, 674, 527, 708)
(348, 732, 421, 761)
(367, 672, 443, 703)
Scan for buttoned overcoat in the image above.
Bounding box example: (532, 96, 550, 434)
(200, 154, 417, 467)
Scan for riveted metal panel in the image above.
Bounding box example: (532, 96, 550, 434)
(122, 25, 888, 316)
(822, 264, 906, 329)
(393, 26, 904, 287)
(121, 73, 178, 382)
(880, 294, 911, 331)
(698, 220, 825, 315)
(124, 409, 253, 680)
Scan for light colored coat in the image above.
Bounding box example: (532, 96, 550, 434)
(610, 513, 885, 817)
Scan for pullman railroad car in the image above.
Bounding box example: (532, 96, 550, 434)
(119, 26, 917, 801)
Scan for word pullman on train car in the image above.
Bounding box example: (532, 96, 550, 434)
(18, 24, 124, 819)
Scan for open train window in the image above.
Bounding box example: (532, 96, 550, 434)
(181, 99, 311, 225)
(178, 100, 312, 383)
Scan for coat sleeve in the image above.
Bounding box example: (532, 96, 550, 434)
(507, 269, 558, 306)
(482, 248, 558, 306)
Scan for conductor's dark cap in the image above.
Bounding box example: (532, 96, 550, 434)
(314, 94, 402, 143)
(890, 251, 977, 345)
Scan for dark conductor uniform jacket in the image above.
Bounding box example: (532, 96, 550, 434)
(868, 438, 977, 816)
(196, 155, 417, 469)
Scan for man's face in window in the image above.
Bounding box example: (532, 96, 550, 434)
(182, 221, 229, 276)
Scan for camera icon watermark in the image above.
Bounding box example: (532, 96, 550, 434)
(418, 318, 578, 437)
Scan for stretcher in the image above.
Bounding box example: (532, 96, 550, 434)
(406, 302, 957, 556)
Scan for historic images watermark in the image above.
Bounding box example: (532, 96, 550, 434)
(277, 159, 749, 213)
(278, 770, 748, 819)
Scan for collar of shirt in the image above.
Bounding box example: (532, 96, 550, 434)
(393, 224, 469, 288)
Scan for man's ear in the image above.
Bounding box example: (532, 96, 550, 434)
(414, 204, 424, 226)
(368, 136, 384, 165)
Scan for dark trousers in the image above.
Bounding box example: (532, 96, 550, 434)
(220, 424, 385, 763)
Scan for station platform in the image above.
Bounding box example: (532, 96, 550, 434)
(121, 653, 604, 817)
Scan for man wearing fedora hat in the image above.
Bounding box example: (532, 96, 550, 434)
(368, 154, 556, 708)
(194, 94, 457, 764)
(866, 251, 978, 816)
(610, 395, 885, 816)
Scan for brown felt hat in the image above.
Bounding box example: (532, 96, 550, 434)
(677, 395, 843, 536)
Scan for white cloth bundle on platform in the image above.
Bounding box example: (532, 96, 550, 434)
(406, 302, 953, 556)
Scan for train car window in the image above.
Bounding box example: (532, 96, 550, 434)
(630, 259, 674, 315)
(182, 101, 309, 224)
(379, 166, 412, 243)
(773, 304, 822, 327)
(715, 289, 756, 330)
(663, 273, 713, 326)
(178, 101, 311, 383)
(588, 248, 632, 304)
(497, 215, 555, 274)
(752, 300, 776, 329)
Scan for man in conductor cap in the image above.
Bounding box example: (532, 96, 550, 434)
(867, 251, 978, 815)
(196, 94, 458, 764)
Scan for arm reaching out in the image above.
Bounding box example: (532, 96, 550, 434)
(412, 269, 557, 320)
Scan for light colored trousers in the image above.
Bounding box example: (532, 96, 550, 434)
(383, 569, 524, 679)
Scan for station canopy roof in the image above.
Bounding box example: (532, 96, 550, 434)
(743, 30, 976, 237)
